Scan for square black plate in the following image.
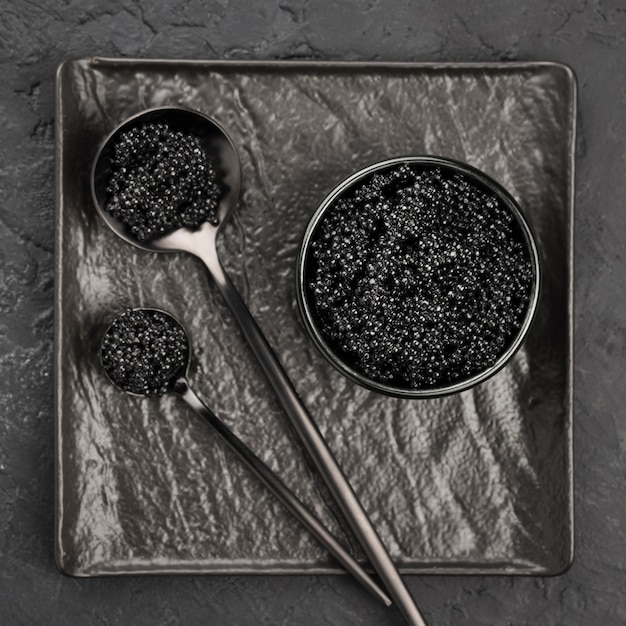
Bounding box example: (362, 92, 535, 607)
(55, 58, 575, 576)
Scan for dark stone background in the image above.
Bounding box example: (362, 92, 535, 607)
(1, 1, 624, 624)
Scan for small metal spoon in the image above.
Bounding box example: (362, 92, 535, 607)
(100, 307, 391, 607)
(92, 107, 426, 626)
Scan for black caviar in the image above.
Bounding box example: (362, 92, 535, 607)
(104, 122, 222, 241)
(101, 309, 188, 397)
(307, 164, 535, 389)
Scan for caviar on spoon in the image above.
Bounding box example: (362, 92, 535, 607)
(92, 108, 427, 626)
(100, 307, 391, 608)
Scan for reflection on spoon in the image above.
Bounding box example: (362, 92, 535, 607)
(100, 307, 391, 607)
(92, 107, 426, 625)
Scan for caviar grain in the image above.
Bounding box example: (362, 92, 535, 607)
(104, 122, 222, 241)
(101, 309, 188, 397)
(307, 164, 535, 389)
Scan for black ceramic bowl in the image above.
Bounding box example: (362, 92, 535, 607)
(296, 156, 541, 398)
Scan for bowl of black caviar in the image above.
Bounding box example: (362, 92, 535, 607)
(296, 156, 541, 398)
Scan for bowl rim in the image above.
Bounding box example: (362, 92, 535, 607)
(295, 155, 542, 399)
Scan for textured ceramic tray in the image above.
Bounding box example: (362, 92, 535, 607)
(55, 58, 575, 577)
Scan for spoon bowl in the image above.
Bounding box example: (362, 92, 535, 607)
(100, 307, 191, 397)
(91, 106, 242, 253)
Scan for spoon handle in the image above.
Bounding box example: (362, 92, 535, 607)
(176, 380, 391, 607)
(198, 248, 427, 626)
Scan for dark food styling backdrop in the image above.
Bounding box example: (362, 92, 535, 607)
(1, 1, 625, 625)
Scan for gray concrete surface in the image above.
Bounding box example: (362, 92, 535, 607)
(1, 1, 625, 624)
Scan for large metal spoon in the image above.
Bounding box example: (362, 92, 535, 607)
(92, 107, 427, 626)
(100, 307, 390, 606)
